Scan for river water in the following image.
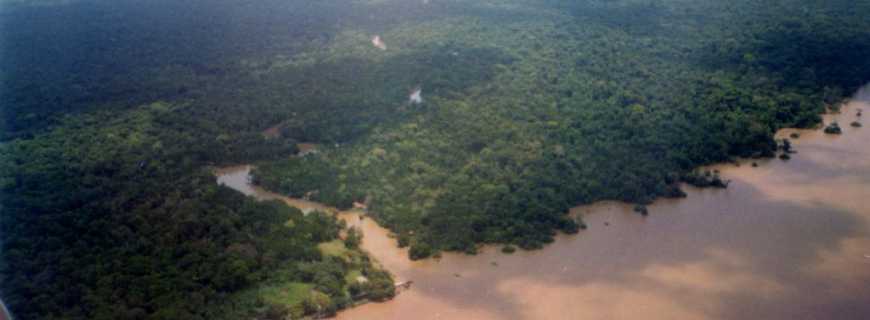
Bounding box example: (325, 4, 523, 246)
(217, 101, 870, 320)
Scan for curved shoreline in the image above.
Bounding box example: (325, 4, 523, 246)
(215, 165, 413, 274)
(217, 100, 870, 320)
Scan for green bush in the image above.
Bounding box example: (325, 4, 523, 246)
(825, 122, 843, 134)
(409, 242, 434, 260)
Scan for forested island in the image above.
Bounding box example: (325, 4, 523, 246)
(2, 0, 869, 319)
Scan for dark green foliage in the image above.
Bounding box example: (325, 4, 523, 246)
(0, 103, 389, 318)
(662, 185, 688, 198)
(3, 0, 870, 317)
(682, 171, 729, 188)
(263, 304, 291, 320)
(557, 217, 581, 234)
(347, 269, 394, 302)
(396, 233, 411, 248)
(409, 242, 434, 260)
(253, 158, 359, 209)
(360, 268, 396, 302)
(251, 0, 870, 259)
(825, 122, 843, 134)
(633, 205, 649, 216)
(299, 258, 347, 297)
(302, 291, 337, 318)
(501, 245, 517, 254)
(780, 139, 794, 153)
(1, 0, 492, 141)
(345, 227, 363, 250)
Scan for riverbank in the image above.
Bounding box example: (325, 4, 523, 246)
(217, 100, 870, 319)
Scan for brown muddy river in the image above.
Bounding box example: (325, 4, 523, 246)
(217, 101, 870, 320)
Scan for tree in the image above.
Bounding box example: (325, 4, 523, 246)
(344, 227, 362, 250)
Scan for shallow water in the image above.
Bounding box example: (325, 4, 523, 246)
(217, 102, 870, 320)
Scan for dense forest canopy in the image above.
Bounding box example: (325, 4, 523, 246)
(2, 0, 869, 319)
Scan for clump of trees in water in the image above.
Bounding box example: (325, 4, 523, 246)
(682, 170, 729, 188)
(825, 122, 843, 134)
(3, 0, 870, 318)
(633, 205, 649, 216)
(778, 138, 795, 160)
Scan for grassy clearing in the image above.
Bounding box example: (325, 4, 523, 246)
(318, 239, 350, 258)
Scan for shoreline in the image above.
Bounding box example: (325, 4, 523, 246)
(219, 100, 865, 258)
(215, 100, 869, 319)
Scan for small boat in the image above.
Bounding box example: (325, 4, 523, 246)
(409, 86, 423, 104)
(372, 35, 387, 50)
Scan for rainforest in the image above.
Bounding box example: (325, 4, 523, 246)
(2, 0, 869, 319)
